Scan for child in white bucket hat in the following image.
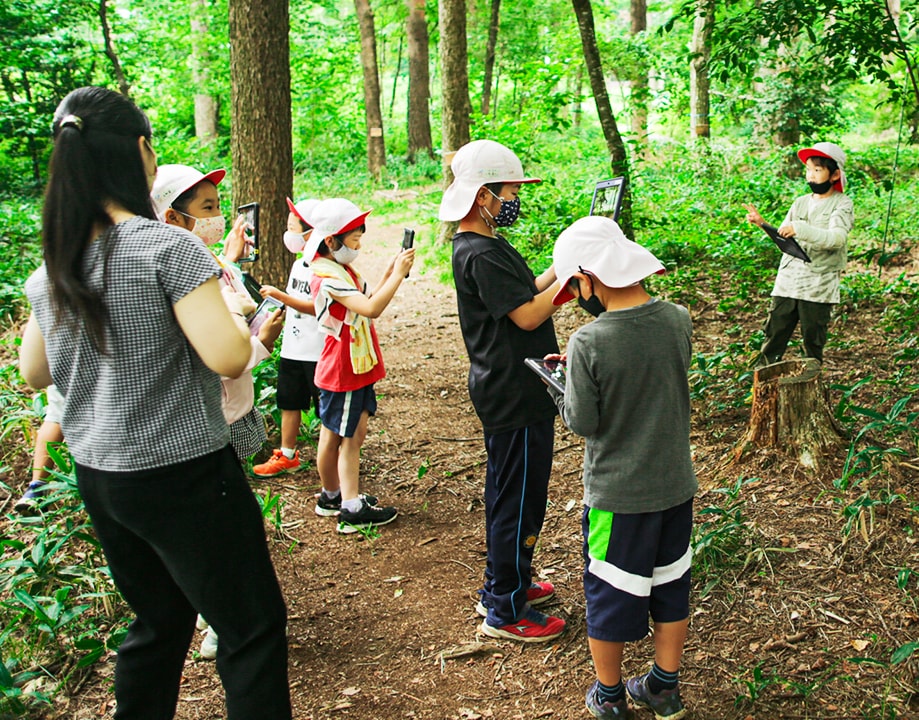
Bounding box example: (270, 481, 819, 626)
(548, 215, 695, 720)
(440, 139, 567, 643)
(743, 141, 854, 366)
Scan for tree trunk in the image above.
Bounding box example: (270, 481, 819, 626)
(689, 0, 713, 140)
(190, 0, 218, 144)
(571, 0, 633, 239)
(98, 0, 131, 98)
(438, 0, 471, 243)
(354, 0, 386, 180)
(734, 359, 843, 469)
(228, 0, 293, 288)
(481, 0, 501, 116)
(629, 0, 649, 152)
(406, 0, 433, 162)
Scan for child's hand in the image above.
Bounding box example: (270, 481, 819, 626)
(259, 284, 280, 299)
(257, 308, 285, 348)
(543, 352, 566, 363)
(222, 286, 257, 317)
(741, 203, 765, 227)
(394, 248, 414, 277)
(778, 223, 796, 237)
(224, 215, 254, 263)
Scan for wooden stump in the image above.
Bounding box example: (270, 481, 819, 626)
(734, 359, 842, 469)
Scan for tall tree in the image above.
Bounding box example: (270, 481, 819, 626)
(481, 0, 501, 115)
(438, 0, 471, 241)
(689, 0, 713, 140)
(99, 0, 131, 98)
(629, 0, 649, 149)
(406, 0, 433, 162)
(228, 0, 293, 286)
(571, 0, 633, 239)
(190, 0, 218, 144)
(354, 0, 386, 180)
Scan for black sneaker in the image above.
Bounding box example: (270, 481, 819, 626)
(337, 498, 397, 534)
(625, 672, 686, 720)
(585, 680, 635, 719)
(15, 480, 49, 516)
(315, 492, 379, 517)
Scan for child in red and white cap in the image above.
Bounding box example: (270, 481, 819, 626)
(743, 141, 854, 366)
(307, 198, 413, 533)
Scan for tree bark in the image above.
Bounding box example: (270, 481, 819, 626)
(689, 0, 713, 140)
(228, 0, 293, 287)
(629, 0, 649, 151)
(190, 0, 218, 144)
(354, 0, 386, 180)
(438, 0, 471, 243)
(571, 0, 633, 239)
(98, 0, 131, 98)
(734, 359, 843, 469)
(481, 0, 501, 116)
(406, 0, 433, 162)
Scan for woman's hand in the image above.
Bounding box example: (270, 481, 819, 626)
(222, 285, 257, 317)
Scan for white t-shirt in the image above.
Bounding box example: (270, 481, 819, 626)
(280, 257, 324, 362)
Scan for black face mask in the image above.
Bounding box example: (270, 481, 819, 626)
(808, 180, 833, 194)
(578, 294, 605, 317)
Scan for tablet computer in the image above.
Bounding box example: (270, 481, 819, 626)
(525, 357, 566, 394)
(241, 272, 263, 304)
(761, 223, 811, 263)
(248, 296, 283, 336)
(589, 177, 625, 222)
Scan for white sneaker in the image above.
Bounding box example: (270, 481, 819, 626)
(196, 614, 209, 631)
(199, 626, 218, 660)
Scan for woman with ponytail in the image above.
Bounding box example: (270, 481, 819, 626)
(19, 87, 291, 720)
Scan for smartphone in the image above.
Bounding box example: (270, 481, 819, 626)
(237, 202, 260, 263)
(247, 295, 283, 336)
(241, 272, 262, 304)
(401, 228, 415, 277)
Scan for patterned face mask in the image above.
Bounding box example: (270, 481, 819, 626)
(485, 190, 521, 227)
(177, 211, 226, 246)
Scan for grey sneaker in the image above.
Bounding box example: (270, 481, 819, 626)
(625, 672, 686, 720)
(585, 680, 635, 719)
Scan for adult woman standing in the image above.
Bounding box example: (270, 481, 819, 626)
(19, 86, 291, 719)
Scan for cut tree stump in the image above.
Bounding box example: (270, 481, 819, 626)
(734, 359, 842, 469)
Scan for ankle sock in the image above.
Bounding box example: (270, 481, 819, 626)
(280, 447, 296, 459)
(321, 489, 341, 501)
(647, 663, 679, 693)
(341, 497, 363, 513)
(596, 680, 624, 704)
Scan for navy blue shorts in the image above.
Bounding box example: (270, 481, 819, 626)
(582, 499, 693, 643)
(318, 385, 377, 438)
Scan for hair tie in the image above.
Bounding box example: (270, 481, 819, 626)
(59, 114, 84, 132)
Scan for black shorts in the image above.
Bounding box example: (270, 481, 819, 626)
(276, 357, 320, 412)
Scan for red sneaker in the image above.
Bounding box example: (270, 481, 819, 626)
(252, 450, 300, 477)
(479, 607, 566, 643)
(527, 580, 555, 605)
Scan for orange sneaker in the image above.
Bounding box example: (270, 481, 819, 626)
(252, 450, 300, 477)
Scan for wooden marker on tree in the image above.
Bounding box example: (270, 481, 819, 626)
(734, 359, 842, 469)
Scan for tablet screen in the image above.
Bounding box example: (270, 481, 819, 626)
(589, 177, 625, 222)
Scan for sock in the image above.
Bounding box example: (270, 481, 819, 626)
(596, 680, 624, 704)
(280, 447, 296, 459)
(647, 663, 679, 693)
(321, 489, 341, 501)
(341, 497, 363, 513)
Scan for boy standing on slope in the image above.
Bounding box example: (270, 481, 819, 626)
(743, 142, 854, 366)
(439, 139, 565, 642)
(549, 216, 695, 720)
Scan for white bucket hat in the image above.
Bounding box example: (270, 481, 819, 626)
(797, 142, 846, 192)
(286, 197, 320, 228)
(552, 216, 665, 305)
(151, 164, 226, 221)
(302, 197, 371, 260)
(438, 140, 541, 221)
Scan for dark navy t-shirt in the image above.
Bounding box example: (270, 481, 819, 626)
(451, 230, 559, 434)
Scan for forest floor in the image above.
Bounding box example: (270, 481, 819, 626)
(7, 202, 919, 720)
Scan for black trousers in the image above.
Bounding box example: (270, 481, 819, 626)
(757, 296, 833, 366)
(481, 418, 554, 625)
(77, 445, 291, 720)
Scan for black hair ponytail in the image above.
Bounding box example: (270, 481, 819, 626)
(42, 86, 157, 352)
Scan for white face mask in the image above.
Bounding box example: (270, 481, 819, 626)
(332, 244, 360, 265)
(284, 230, 307, 254)
(186, 213, 227, 246)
